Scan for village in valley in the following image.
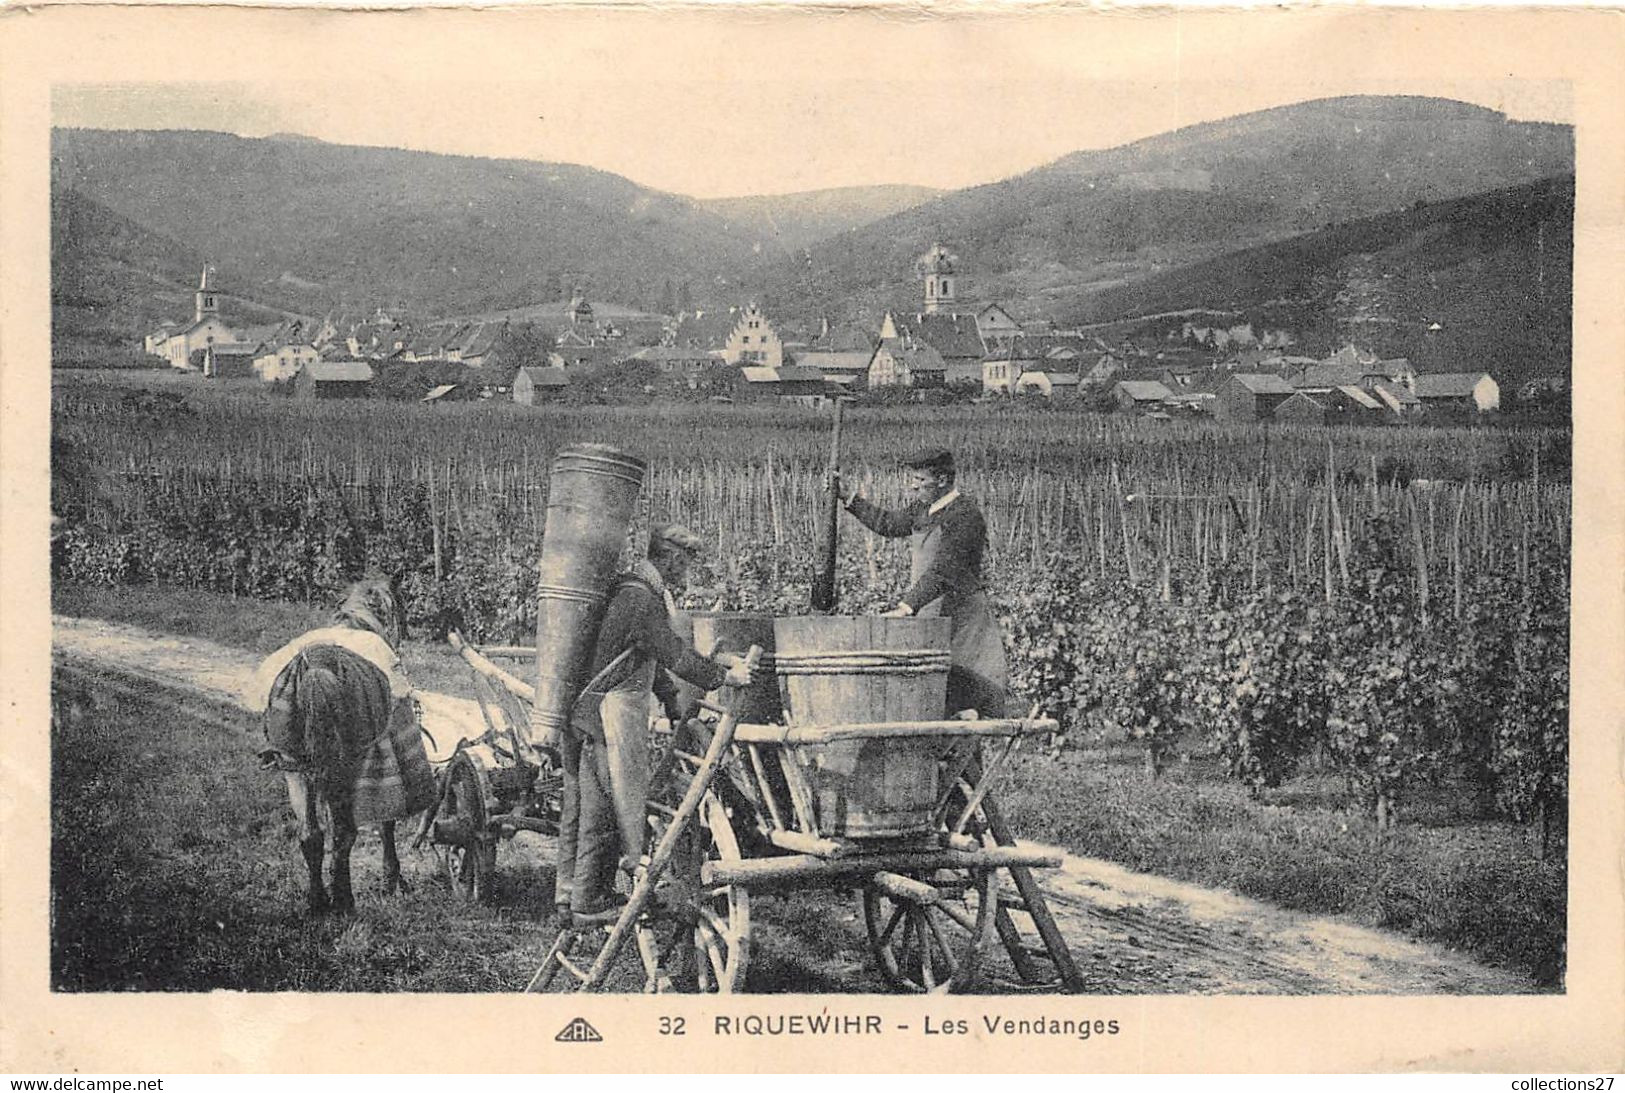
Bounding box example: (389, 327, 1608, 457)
(140, 241, 1535, 425)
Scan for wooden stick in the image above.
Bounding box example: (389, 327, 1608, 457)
(810, 400, 845, 613)
(471, 645, 538, 661)
(579, 647, 762, 992)
(768, 830, 850, 857)
(977, 793, 1085, 994)
(745, 744, 787, 832)
(448, 631, 537, 705)
(870, 870, 941, 906)
(701, 845, 1061, 887)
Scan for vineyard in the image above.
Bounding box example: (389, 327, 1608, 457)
(51, 378, 1571, 849)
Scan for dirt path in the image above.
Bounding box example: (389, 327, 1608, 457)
(51, 614, 1534, 995)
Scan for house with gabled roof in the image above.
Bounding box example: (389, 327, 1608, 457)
(723, 304, 784, 368)
(253, 342, 319, 382)
(878, 311, 987, 386)
(1015, 368, 1080, 398)
(202, 341, 260, 379)
(1215, 373, 1296, 422)
(457, 321, 510, 368)
(1414, 372, 1500, 413)
(974, 303, 1021, 350)
(796, 348, 872, 388)
(513, 366, 571, 405)
(868, 338, 946, 388)
(1371, 381, 1422, 418)
(624, 344, 716, 387)
(1113, 379, 1174, 413)
(296, 360, 373, 399)
(733, 365, 828, 405)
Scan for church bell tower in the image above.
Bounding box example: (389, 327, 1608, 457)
(194, 264, 219, 324)
(917, 244, 957, 315)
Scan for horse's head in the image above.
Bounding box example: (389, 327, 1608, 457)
(333, 575, 405, 650)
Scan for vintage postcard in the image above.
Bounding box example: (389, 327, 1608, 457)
(2, 2, 1621, 1075)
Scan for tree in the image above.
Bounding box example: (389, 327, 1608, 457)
(505, 322, 555, 369)
(677, 280, 693, 315)
(658, 279, 676, 317)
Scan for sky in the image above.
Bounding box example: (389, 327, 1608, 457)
(49, 12, 1573, 200)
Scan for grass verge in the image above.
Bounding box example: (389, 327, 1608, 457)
(999, 748, 1565, 989)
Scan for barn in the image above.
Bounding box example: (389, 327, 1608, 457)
(296, 360, 373, 399)
(1112, 379, 1172, 414)
(1215, 373, 1295, 422)
(1414, 372, 1501, 414)
(513, 366, 571, 405)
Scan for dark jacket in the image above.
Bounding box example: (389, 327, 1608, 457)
(847, 493, 988, 616)
(573, 571, 725, 722)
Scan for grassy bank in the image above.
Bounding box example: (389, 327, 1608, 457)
(1001, 748, 1565, 988)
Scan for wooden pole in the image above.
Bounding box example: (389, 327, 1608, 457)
(579, 648, 763, 992)
(701, 845, 1062, 887)
(810, 402, 847, 614)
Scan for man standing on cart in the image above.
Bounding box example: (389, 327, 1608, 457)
(557, 523, 753, 926)
(832, 447, 1008, 720)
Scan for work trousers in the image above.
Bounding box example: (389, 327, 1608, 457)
(554, 688, 651, 914)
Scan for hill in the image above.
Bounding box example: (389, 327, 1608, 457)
(50, 187, 295, 362)
(701, 184, 942, 254)
(1075, 176, 1574, 390)
(51, 128, 765, 319)
(754, 96, 1572, 324)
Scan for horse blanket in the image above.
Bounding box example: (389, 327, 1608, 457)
(255, 631, 435, 826)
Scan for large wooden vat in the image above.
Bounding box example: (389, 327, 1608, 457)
(773, 617, 952, 839)
(530, 444, 647, 745)
(691, 612, 782, 725)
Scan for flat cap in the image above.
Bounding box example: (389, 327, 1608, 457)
(650, 522, 705, 554)
(900, 447, 954, 474)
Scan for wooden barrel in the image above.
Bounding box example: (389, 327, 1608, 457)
(773, 617, 952, 839)
(530, 443, 647, 745)
(690, 613, 782, 725)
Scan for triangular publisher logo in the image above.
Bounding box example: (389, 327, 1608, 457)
(556, 1017, 603, 1043)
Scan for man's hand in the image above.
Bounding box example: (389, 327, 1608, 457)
(713, 651, 744, 670)
(880, 603, 915, 618)
(723, 662, 754, 688)
(827, 470, 854, 503)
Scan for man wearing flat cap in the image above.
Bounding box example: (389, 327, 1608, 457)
(833, 448, 1009, 719)
(557, 522, 753, 924)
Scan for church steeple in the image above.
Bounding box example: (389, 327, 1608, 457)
(194, 264, 219, 323)
(568, 286, 594, 328)
(917, 244, 957, 315)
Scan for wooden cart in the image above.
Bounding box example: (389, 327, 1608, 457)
(420, 632, 1083, 995)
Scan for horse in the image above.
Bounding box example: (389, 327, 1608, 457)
(253, 577, 436, 914)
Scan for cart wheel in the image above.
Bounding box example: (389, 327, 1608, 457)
(692, 790, 751, 993)
(441, 755, 496, 904)
(636, 788, 751, 993)
(863, 866, 995, 994)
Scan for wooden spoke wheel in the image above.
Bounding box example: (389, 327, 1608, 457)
(441, 754, 496, 904)
(635, 787, 752, 994)
(863, 865, 995, 994)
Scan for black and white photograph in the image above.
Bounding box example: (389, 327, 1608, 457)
(6, 2, 1623, 1076)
